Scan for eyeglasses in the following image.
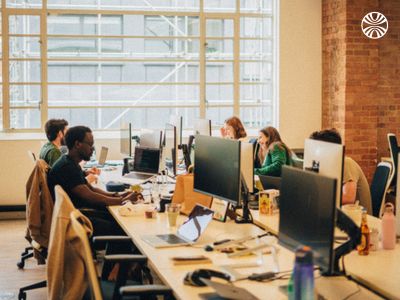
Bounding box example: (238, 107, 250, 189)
(80, 141, 95, 150)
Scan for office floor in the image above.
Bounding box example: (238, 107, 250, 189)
(0, 219, 46, 300)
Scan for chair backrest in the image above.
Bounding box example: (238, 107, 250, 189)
(370, 162, 392, 217)
(387, 133, 398, 189)
(70, 209, 103, 300)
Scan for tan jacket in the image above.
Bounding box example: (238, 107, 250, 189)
(47, 185, 93, 300)
(25, 159, 54, 251)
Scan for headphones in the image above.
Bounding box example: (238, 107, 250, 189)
(184, 269, 231, 287)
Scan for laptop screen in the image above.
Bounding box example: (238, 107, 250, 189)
(133, 147, 160, 173)
(177, 205, 214, 242)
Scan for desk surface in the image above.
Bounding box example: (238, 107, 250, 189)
(109, 206, 382, 300)
(250, 210, 400, 300)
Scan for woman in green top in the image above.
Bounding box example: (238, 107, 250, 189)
(254, 126, 291, 177)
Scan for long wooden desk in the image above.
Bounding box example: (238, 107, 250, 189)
(250, 210, 400, 300)
(99, 169, 384, 299)
(108, 205, 382, 300)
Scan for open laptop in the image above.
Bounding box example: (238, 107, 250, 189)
(84, 146, 108, 168)
(142, 205, 214, 248)
(122, 146, 160, 184)
(258, 174, 281, 190)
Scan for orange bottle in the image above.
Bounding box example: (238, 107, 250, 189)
(357, 211, 370, 255)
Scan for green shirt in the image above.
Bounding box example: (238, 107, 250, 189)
(39, 142, 62, 167)
(254, 144, 291, 177)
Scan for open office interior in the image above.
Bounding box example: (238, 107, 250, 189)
(0, 0, 399, 299)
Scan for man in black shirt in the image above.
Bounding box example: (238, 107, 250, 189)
(48, 125, 141, 236)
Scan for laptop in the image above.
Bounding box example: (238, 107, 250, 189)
(121, 146, 160, 184)
(258, 174, 281, 190)
(84, 146, 108, 168)
(142, 205, 214, 248)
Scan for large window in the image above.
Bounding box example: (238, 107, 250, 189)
(1, 0, 277, 131)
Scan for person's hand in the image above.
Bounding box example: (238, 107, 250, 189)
(87, 167, 101, 175)
(118, 191, 132, 198)
(122, 192, 144, 204)
(220, 127, 226, 137)
(86, 174, 98, 184)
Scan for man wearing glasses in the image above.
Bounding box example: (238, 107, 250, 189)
(48, 125, 141, 236)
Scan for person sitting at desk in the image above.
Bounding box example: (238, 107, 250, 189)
(48, 125, 142, 236)
(254, 126, 292, 177)
(220, 116, 248, 141)
(39, 119, 69, 167)
(309, 128, 372, 214)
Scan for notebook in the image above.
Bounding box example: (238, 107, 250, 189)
(141, 204, 214, 248)
(121, 147, 160, 184)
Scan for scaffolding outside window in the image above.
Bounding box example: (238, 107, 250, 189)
(0, 0, 278, 131)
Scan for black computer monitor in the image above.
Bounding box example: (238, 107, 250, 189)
(194, 135, 241, 205)
(279, 166, 337, 275)
(162, 123, 177, 176)
(120, 123, 132, 157)
(133, 146, 160, 173)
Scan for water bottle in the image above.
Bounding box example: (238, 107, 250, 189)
(288, 246, 314, 300)
(382, 203, 396, 250)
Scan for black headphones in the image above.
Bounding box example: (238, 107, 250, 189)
(184, 269, 231, 287)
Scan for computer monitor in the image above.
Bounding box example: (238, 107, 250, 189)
(279, 166, 337, 275)
(194, 135, 241, 205)
(194, 119, 212, 136)
(140, 128, 162, 148)
(395, 153, 400, 237)
(120, 123, 132, 157)
(169, 115, 183, 145)
(241, 142, 254, 193)
(303, 139, 344, 207)
(133, 146, 160, 174)
(162, 123, 177, 176)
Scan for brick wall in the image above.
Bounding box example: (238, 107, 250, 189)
(322, 0, 400, 181)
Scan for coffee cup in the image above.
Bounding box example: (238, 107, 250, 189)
(166, 203, 181, 227)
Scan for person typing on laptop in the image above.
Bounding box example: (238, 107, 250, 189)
(48, 125, 143, 236)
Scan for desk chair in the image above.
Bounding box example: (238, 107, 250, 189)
(70, 210, 173, 300)
(387, 133, 399, 193)
(370, 162, 392, 218)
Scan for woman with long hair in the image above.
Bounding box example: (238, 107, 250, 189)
(220, 116, 247, 140)
(254, 126, 291, 177)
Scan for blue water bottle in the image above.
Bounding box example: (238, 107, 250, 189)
(288, 246, 314, 300)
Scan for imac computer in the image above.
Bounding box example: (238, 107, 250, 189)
(303, 139, 344, 207)
(120, 123, 132, 157)
(139, 128, 162, 149)
(194, 135, 252, 223)
(279, 166, 360, 275)
(241, 142, 254, 194)
(193, 119, 212, 136)
(162, 123, 177, 176)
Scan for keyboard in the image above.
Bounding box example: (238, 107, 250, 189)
(124, 172, 155, 180)
(156, 234, 188, 244)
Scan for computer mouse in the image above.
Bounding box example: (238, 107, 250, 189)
(169, 190, 174, 194)
(204, 245, 214, 252)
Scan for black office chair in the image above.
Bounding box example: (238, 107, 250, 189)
(370, 162, 392, 218)
(387, 133, 399, 193)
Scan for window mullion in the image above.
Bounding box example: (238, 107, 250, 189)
(199, 0, 205, 118)
(2, 4, 10, 130)
(40, 2, 48, 129)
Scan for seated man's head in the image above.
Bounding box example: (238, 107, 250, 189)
(309, 128, 342, 145)
(45, 119, 68, 146)
(65, 126, 93, 161)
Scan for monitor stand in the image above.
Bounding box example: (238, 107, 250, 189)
(235, 190, 253, 224)
(322, 209, 361, 276)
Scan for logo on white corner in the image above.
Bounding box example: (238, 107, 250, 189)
(361, 12, 388, 39)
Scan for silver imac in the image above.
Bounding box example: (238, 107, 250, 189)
(303, 139, 345, 207)
(194, 119, 212, 136)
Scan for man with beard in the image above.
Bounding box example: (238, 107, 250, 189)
(48, 125, 142, 236)
(39, 119, 69, 167)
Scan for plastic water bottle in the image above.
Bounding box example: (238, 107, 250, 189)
(382, 203, 396, 250)
(288, 246, 314, 300)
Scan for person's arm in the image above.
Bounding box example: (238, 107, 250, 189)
(71, 184, 123, 207)
(254, 145, 287, 176)
(342, 181, 357, 205)
(87, 183, 143, 202)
